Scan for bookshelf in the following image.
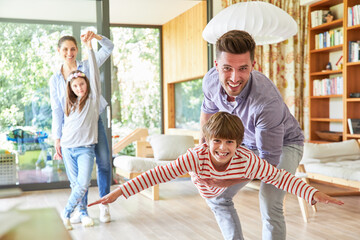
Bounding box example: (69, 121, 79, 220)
(309, 0, 360, 143)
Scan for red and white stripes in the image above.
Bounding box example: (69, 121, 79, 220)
(119, 144, 318, 204)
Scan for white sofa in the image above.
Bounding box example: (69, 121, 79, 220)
(301, 139, 360, 193)
(113, 134, 195, 200)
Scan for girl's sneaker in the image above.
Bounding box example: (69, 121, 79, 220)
(70, 210, 81, 224)
(81, 215, 94, 227)
(63, 218, 73, 230)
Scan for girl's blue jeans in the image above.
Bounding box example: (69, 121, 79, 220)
(62, 145, 95, 218)
(63, 118, 111, 216)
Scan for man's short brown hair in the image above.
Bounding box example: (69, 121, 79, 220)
(216, 30, 256, 61)
(202, 112, 244, 146)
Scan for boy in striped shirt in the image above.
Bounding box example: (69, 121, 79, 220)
(89, 112, 343, 236)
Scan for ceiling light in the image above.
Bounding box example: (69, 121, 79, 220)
(203, 1, 298, 45)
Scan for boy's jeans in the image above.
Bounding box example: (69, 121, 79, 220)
(206, 144, 303, 240)
(62, 145, 95, 218)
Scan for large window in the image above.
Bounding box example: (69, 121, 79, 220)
(175, 79, 203, 130)
(110, 26, 161, 155)
(0, 2, 164, 189)
(0, 24, 161, 187)
(0, 14, 101, 189)
(0, 22, 74, 187)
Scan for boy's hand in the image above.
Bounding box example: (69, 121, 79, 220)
(313, 192, 344, 205)
(197, 178, 250, 188)
(88, 187, 123, 207)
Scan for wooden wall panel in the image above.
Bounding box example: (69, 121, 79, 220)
(162, 1, 208, 130)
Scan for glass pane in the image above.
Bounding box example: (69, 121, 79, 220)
(0, 22, 72, 185)
(110, 27, 161, 156)
(175, 79, 203, 130)
(0, 0, 100, 188)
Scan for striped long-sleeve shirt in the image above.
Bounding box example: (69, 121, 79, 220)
(119, 144, 318, 204)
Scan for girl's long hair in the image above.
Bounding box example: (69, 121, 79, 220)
(65, 70, 90, 116)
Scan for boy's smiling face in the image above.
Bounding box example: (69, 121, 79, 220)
(208, 137, 237, 171)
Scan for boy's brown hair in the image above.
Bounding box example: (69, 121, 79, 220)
(65, 70, 90, 116)
(202, 112, 244, 146)
(216, 30, 256, 61)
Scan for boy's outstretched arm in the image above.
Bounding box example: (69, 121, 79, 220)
(88, 188, 123, 207)
(313, 192, 344, 205)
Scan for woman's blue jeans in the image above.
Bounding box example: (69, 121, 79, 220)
(62, 145, 95, 218)
(95, 117, 111, 197)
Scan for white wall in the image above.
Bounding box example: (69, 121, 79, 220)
(212, 0, 222, 16)
(110, 0, 201, 25)
(0, 0, 96, 22)
(0, 0, 202, 25)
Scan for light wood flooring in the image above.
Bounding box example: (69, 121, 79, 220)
(1, 179, 359, 240)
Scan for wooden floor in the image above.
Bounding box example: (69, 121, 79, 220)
(1, 179, 359, 240)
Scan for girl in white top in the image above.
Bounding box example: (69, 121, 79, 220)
(60, 35, 100, 230)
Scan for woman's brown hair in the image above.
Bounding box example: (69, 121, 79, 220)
(58, 35, 78, 49)
(65, 70, 90, 116)
(202, 112, 244, 147)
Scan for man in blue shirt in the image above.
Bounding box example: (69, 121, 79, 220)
(200, 30, 304, 240)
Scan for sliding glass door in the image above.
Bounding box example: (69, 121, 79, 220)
(0, 22, 71, 187)
(0, 0, 108, 190)
(110, 26, 162, 157)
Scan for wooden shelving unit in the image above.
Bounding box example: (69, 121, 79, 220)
(309, 0, 360, 142)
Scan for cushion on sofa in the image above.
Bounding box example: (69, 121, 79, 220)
(113, 155, 170, 172)
(302, 139, 360, 163)
(304, 160, 360, 182)
(301, 154, 360, 164)
(147, 135, 195, 161)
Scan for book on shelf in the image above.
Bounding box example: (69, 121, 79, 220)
(311, 9, 329, 27)
(348, 4, 360, 27)
(348, 41, 360, 62)
(347, 118, 360, 134)
(315, 28, 343, 49)
(312, 76, 343, 96)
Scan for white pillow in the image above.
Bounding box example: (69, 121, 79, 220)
(303, 140, 360, 160)
(147, 135, 195, 161)
(335, 154, 360, 162)
(301, 154, 360, 164)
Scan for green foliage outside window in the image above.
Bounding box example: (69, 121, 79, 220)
(0, 22, 162, 158)
(0, 22, 71, 132)
(175, 79, 204, 130)
(110, 27, 161, 148)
